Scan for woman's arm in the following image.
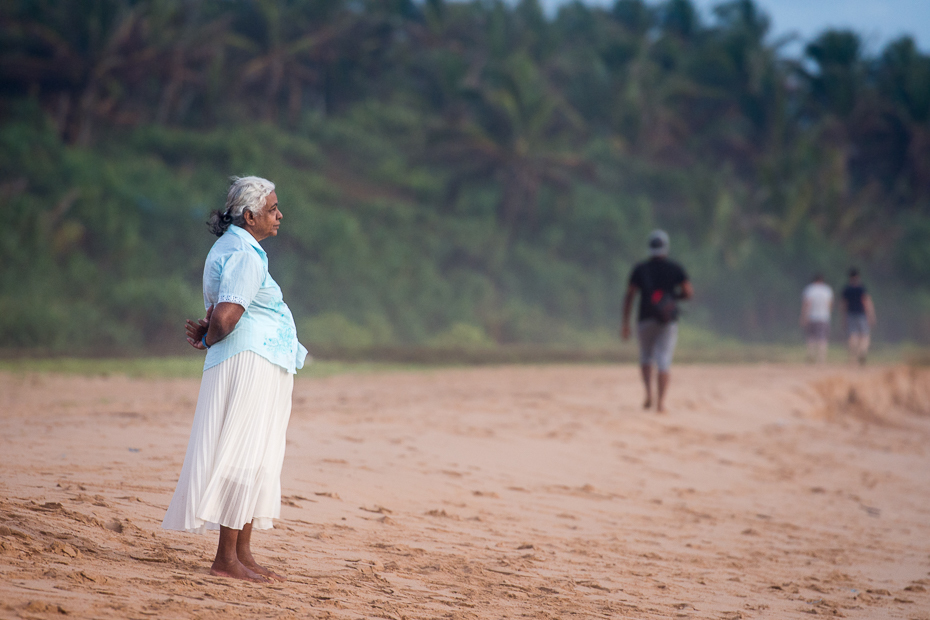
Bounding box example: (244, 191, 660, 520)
(186, 304, 214, 349)
(186, 302, 245, 349)
(204, 302, 245, 347)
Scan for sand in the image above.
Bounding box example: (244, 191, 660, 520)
(1, 363, 929, 619)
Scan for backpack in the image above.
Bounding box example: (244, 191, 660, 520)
(649, 289, 679, 324)
(643, 264, 679, 324)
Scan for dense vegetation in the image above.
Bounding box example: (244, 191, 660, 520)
(1, 0, 929, 354)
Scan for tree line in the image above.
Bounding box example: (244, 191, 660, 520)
(1, 0, 929, 352)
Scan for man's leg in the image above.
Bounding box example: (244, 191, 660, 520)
(858, 333, 870, 363)
(806, 335, 817, 363)
(656, 370, 671, 413)
(848, 334, 862, 363)
(654, 323, 678, 413)
(236, 521, 286, 581)
(808, 322, 828, 363)
(640, 364, 653, 409)
(637, 321, 658, 409)
(849, 316, 871, 364)
(814, 339, 826, 363)
(211, 526, 267, 582)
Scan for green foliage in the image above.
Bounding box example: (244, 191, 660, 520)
(427, 323, 494, 348)
(1, 0, 929, 354)
(0, 356, 414, 379)
(299, 312, 393, 349)
(895, 216, 930, 282)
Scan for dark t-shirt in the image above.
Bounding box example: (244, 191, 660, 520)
(629, 257, 688, 322)
(842, 284, 867, 314)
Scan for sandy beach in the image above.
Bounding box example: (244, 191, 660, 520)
(1, 363, 929, 619)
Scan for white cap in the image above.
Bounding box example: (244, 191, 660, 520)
(648, 229, 669, 256)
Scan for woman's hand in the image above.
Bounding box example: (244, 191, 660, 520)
(186, 305, 215, 349)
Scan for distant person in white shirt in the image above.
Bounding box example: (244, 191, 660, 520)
(800, 274, 833, 363)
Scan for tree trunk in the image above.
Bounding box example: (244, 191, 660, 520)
(261, 53, 284, 122)
(287, 74, 302, 126)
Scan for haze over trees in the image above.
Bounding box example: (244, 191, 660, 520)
(1, 0, 929, 352)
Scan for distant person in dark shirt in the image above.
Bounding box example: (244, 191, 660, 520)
(622, 230, 693, 413)
(840, 267, 876, 364)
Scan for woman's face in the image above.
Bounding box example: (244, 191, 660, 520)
(244, 190, 282, 241)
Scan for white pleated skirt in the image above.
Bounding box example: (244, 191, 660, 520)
(162, 350, 293, 534)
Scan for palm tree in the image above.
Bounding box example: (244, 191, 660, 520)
(145, 0, 231, 126)
(227, 0, 395, 123)
(803, 29, 863, 119)
(0, 0, 154, 144)
(877, 36, 930, 204)
(659, 0, 700, 41)
(429, 51, 592, 229)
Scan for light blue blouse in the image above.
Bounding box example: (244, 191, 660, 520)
(202, 225, 308, 374)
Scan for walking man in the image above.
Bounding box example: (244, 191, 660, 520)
(840, 268, 876, 364)
(622, 230, 693, 413)
(800, 274, 833, 363)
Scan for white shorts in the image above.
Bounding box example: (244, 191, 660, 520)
(637, 319, 679, 372)
(163, 350, 294, 533)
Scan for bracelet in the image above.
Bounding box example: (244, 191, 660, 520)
(202, 335, 211, 349)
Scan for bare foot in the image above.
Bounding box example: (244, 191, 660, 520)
(242, 559, 286, 582)
(210, 559, 270, 583)
(656, 403, 666, 414)
(643, 396, 652, 409)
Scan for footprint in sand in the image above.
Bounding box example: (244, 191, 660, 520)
(25, 601, 68, 614)
(425, 509, 459, 519)
(48, 541, 79, 558)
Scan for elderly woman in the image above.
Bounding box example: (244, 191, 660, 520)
(163, 176, 307, 582)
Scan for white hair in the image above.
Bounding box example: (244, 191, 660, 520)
(208, 175, 275, 236)
(225, 175, 275, 219)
